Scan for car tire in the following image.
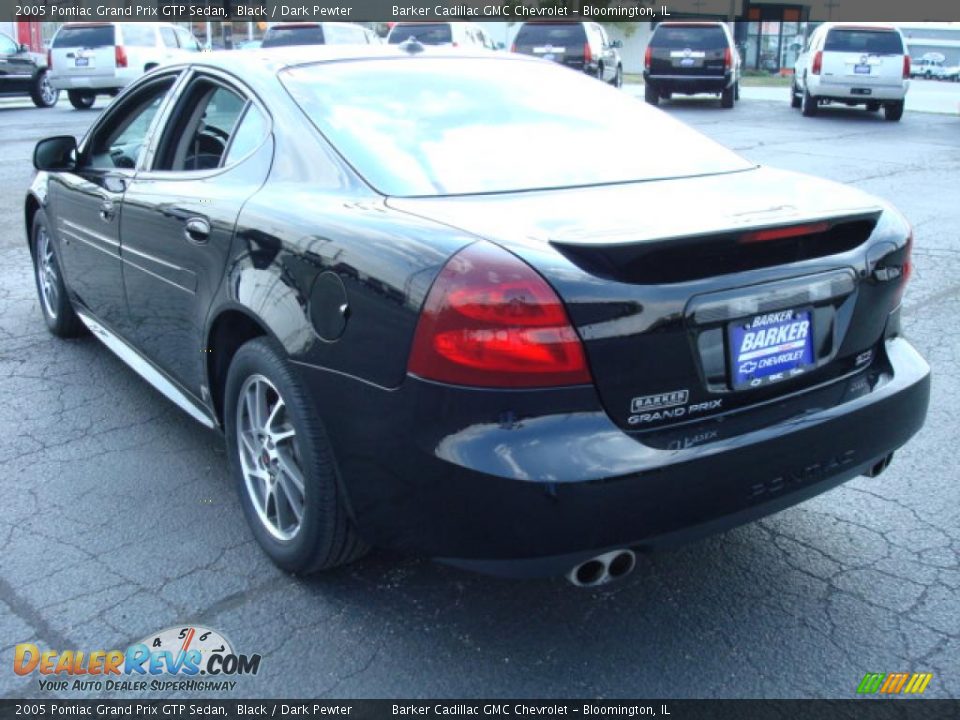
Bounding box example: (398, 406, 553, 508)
(610, 65, 623, 88)
(644, 83, 659, 106)
(30, 70, 59, 108)
(67, 90, 96, 110)
(720, 83, 735, 108)
(801, 85, 818, 117)
(31, 210, 85, 338)
(225, 337, 368, 574)
(884, 101, 904, 122)
(790, 80, 802, 108)
(866, 101, 881, 112)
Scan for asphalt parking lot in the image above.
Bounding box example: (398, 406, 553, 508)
(1, 92, 958, 700)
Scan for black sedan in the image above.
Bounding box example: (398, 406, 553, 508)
(26, 46, 929, 586)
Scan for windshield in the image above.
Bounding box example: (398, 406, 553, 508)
(280, 57, 752, 197)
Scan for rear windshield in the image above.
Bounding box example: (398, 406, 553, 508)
(515, 23, 586, 46)
(280, 58, 752, 197)
(652, 25, 727, 50)
(825, 29, 904, 55)
(119, 24, 156, 47)
(52, 25, 115, 48)
(262, 25, 324, 48)
(388, 24, 452, 45)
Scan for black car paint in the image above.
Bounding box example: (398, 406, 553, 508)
(26, 49, 929, 575)
(0, 32, 52, 103)
(644, 23, 741, 96)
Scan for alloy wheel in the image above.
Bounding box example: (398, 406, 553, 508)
(40, 74, 57, 106)
(36, 228, 59, 319)
(235, 374, 306, 541)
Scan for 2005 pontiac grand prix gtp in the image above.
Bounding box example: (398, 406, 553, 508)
(26, 44, 929, 586)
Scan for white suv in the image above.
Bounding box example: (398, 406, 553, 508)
(386, 22, 496, 50)
(49, 22, 200, 110)
(792, 23, 909, 122)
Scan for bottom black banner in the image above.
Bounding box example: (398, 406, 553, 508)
(0, 700, 957, 720)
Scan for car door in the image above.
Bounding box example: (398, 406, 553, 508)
(595, 24, 615, 81)
(49, 72, 182, 332)
(0, 32, 32, 93)
(120, 71, 273, 393)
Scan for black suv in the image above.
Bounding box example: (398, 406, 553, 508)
(643, 21, 741, 108)
(513, 22, 623, 87)
(0, 31, 58, 108)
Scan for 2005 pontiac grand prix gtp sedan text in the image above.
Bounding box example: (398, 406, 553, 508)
(26, 44, 929, 586)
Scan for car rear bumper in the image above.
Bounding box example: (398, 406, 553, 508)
(49, 72, 132, 91)
(643, 71, 734, 94)
(299, 337, 929, 577)
(810, 79, 908, 102)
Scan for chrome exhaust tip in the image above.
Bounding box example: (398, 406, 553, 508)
(566, 549, 637, 587)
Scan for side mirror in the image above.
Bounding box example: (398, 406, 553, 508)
(610, 40, 623, 49)
(34, 136, 78, 171)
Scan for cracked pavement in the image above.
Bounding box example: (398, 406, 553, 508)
(0, 95, 957, 699)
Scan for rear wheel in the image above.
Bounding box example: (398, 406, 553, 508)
(225, 338, 368, 574)
(30, 70, 59, 108)
(67, 89, 95, 110)
(884, 101, 904, 122)
(790, 80, 802, 108)
(801, 85, 818, 117)
(31, 211, 85, 338)
(644, 83, 659, 106)
(720, 83, 735, 108)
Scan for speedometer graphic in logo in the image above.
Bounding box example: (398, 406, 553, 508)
(134, 625, 233, 674)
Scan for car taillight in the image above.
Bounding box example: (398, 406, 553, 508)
(812, 50, 822, 75)
(583, 42, 592, 64)
(644, 45, 652, 70)
(739, 221, 830, 244)
(723, 47, 732, 68)
(115, 45, 128, 68)
(408, 242, 592, 388)
(510, 42, 517, 53)
(902, 55, 911, 79)
(890, 233, 913, 310)
(452, 41, 459, 48)
(47, 49, 52, 70)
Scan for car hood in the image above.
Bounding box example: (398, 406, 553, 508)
(385, 166, 884, 251)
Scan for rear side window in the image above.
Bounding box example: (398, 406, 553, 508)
(262, 25, 324, 48)
(652, 25, 727, 50)
(824, 29, 903, 55)
(388, 24, 453, 45)
(515, 23, 586, 46)
(224, 105, 268, 165)
(120, 24, 157, 47)
(52, 25, 115, 48)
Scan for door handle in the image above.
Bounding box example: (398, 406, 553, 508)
(184, 217, 211, 244)
(99, 200, 116, 221)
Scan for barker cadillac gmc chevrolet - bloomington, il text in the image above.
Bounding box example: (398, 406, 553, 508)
(26, 45, 929, 586)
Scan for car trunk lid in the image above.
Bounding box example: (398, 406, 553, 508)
(389, 167, 909, 432)
(821, 27, 906, 87)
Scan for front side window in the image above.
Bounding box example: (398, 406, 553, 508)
(85, 77, 177, 170)
(175, 28, 201, 52)
(0, 32, 18, 55)
(281, 58, 751, 197)
(160, 27, 178, 48)
(155, 80, 248, 171)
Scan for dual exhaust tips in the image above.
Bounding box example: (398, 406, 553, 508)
(566, 549, 637, 588)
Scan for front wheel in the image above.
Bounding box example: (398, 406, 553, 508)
(225, 338, 368, 574)
(31, 211, 85, 338)
(31, 70, 59, 108)
(610, 65, 623, 88)
(67, 89, 95, 110)
(644, 83, 659, 106)
(884, 101, 904, 122)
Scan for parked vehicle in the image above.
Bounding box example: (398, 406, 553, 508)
(512, 21, 623, 87)
(642, 22, 741, 107)
(0, 30, 58, 107)
(261, 22, 379, 48)
(48, 22, 200, 110)
(792, 23, 910, 122)
(911, 56, 946, 79)
(236, 40, 262, 51)
(387, 22, 495, 50)
(27, 46, 929, 583)
(944, 63, 960, 82)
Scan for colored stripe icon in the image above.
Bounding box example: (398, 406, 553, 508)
(857, 672, 933, 694)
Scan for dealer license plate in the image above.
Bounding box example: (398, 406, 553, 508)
(854, 64, 871, 74)
(729, 309, 814, 389)
(75, 57, 89, 67)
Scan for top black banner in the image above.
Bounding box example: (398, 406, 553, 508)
(3, 0, 960, 23)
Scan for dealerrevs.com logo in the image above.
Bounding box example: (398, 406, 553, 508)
(14, 625, 262, 693)
(857, 672, 934, 695)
